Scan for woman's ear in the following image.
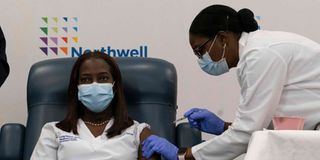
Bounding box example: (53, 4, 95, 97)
(216, 31, 228, 46)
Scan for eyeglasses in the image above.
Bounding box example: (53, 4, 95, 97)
(193, 38, 213, 59)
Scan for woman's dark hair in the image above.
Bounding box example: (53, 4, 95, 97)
(56, 51, 133, 138)
(189, 4, 258, 37)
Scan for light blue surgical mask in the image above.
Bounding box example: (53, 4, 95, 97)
(197, 35, 229, 76)
(78, 82, 114, 113)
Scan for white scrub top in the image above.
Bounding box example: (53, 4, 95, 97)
(192, 30, 320, 160)
(31, 119, 149, 160)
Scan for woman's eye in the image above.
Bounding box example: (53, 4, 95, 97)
(80, 77, 91, 83)
(100, 76, 109, 81)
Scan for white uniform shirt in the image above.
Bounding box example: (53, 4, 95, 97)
(192, 30, 320, 160)
(31, 119, 149, 160)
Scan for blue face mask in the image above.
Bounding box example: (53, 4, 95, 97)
(197, 35, 229, 76)
(78, 82, 114, 113)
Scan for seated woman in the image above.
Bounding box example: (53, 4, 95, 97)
(31, 51, 160, 160)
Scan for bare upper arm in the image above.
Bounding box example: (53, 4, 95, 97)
(140, 127, 153, 142)
(138, 127, 161, 160)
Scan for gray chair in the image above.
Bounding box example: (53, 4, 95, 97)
(0, 57, 201, 160)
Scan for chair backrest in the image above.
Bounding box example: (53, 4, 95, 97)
(23, 57, 177, 160)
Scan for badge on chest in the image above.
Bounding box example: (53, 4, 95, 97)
(59, 135, 80, 143)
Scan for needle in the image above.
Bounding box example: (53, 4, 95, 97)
(172, 117, 187, 123)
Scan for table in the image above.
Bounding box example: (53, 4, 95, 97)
(245, 130, 320, 160)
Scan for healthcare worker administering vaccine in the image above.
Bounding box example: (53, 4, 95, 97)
(142, 4, 320, 160)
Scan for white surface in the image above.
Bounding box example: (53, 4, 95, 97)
(245, 130, 320, 160)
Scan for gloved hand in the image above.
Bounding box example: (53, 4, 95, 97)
(184, 108, 225, 135)
(142, 135, 178, 160)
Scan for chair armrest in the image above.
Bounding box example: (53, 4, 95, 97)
(0, 123, 25, 160)
(175, 122, 202, 153)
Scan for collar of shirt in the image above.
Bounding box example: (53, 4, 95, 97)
(78, 118, 115, 140)
(238, 32, 249, 59)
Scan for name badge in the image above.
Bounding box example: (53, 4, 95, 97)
(59, 135, 79, 143)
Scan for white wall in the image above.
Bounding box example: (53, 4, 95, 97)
(1, 0, 320, 139)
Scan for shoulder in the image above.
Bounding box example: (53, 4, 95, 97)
(133, 121, 152, 141)
(40, 121, 61, 133)
(237, 46, 287, 80)
(239, 46, 286, 72)
(240, 31, 289, 64)
(43, 121, 58, 128)
(125, 120, 150, 134)
(133, 120, 150, 128)
(244, 30, 313, 53)
(35, 121, 61, 141)
(124, 121, 151, 144)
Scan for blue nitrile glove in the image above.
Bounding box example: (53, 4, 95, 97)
(142, 135, 178, 160)
(184, 108, 225, 135)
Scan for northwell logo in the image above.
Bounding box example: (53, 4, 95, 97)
(39, 17, 78, 56)
(39, 16, 148, 57)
